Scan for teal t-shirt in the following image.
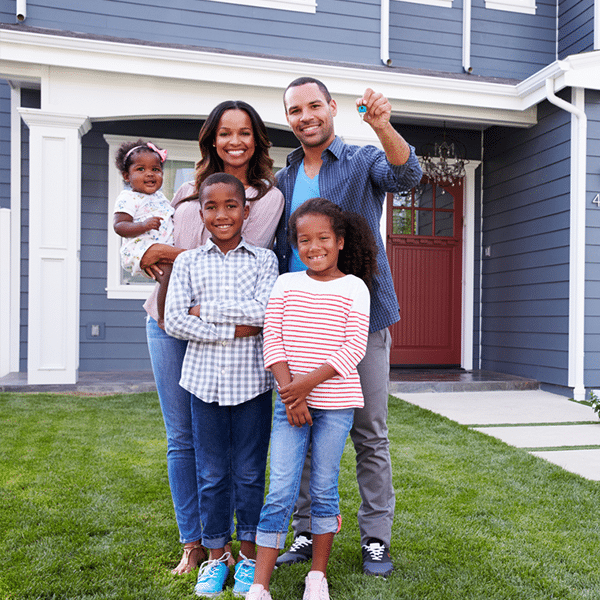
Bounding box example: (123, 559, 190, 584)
(289, 161, 320, 272)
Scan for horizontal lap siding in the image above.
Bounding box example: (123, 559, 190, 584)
(4, 0, 383, 66)
(558, 0, 594, 58)
(389, 0, 555, 79)
(79, 130, 152, 371)
(2, 0, 555, 77)
(0, 82, 9, 209)
(470, 0, 556, 79)
(586, 90, 600, 388)
(481, 98, 570, 386)
(388, 5, 462, 73)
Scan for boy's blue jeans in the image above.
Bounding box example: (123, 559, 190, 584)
(256, 397, 354, 549)
(191, 390, 272, 549)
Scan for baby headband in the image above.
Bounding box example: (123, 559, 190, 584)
(124, 142, 168, 163)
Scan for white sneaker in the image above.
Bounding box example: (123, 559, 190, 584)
(246, 583, 273, 600)
(302, 571, 329, 600)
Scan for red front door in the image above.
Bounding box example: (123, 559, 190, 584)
(386, 178, 464, 366)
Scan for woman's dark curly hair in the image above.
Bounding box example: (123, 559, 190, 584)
(115, 139, 164, 174)
(194, 100, 275, 201)
(289, 197, 378, 291)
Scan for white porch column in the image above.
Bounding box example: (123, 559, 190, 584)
(18, 109, 91, 385)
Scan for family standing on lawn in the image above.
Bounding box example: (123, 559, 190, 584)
(121, 77, 422, 600)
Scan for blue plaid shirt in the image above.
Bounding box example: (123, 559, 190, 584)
(165, 238, 278, 405)
(275, 136, 423, 332)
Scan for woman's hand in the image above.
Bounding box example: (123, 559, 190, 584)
(140, 243, 184, 279)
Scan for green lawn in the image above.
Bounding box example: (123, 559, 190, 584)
(1, 391, 600, 600)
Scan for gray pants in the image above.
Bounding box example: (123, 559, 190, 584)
(292, 328, 395, 547)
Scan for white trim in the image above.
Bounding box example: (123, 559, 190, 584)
(104, 135, 199, 300)
(104, 135, 292, 300)
(396, 0, 452, 7)
(0, 28, 540, 128)
(0, 208, 10, 376)
(461, 161, 480, 371)
(485, 0, 536, 14)
(544, 82, 586, 400)
(6, 86, 21, 375)
(19, 108, 91, 385)
(206, 0, 316, 12)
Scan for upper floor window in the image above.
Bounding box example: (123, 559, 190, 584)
(397, 0, 452, 7)
(485, 0, 536, 14)
(206, 0, 316, 13)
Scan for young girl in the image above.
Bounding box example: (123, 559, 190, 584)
(113, 140, 173, 329)
(247, 198, 379, 600)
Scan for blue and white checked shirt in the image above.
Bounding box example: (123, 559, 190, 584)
(275, 136, 423, 332)
(165, 238, 279, 405)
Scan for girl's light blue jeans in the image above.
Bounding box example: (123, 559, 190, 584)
(146, 316, 202, 543)
(256, 397, 354, 549)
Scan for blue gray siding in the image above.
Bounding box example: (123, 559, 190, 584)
(481, 97, 571, 386)
(586, 90, 600, 389)
(390, 0, 556, 80)
(0, 81, 9, 209)
(558, 0, 594, 59)
(1, 0, 558, 81)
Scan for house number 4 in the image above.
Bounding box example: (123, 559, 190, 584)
(593, 194, 600, 207)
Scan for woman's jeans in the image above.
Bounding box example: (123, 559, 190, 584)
(256, 398, 354, 549)
(191, 390, 273, 549)
(146, 316, 202, 543)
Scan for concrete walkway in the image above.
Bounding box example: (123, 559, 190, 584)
(392, 389, 600, 481)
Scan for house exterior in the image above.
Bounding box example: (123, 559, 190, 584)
(0, 0, 598, 400)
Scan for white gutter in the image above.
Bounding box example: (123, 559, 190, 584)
(544, 78, 587, 401)
(381, 0, 391, 66)
(16, 0, 26, 21)
(463, 0, 473, 73)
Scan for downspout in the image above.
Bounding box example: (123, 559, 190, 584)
(545, 78, 587, 401)
(16, 0, 26, 21)
(463, 0, 473, 73)
(381, 0, 392, 66)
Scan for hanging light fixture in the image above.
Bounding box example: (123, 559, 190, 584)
(419, 128, 468, 186)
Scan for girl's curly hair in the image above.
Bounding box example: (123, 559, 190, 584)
(114, 139, 164, 174)
(288, 197, 379, 291)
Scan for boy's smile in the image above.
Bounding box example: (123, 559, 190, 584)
(200, 182, 249, 254)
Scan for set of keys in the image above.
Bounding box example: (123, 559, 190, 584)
(358, 104, 367, 122)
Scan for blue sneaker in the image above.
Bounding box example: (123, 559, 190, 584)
(233, 553, 256, 597)
(194, 552, 231, 597)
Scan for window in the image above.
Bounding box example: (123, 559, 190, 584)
(104, 135, 290, 300)
(485, 0, 535, 14)
(396, 0, 452, 7)
(206, 0, 316, 13)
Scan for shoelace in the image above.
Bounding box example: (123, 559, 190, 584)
(363, 542, 385, 561)
(234, 553, 256, 584)
(290, 535, 312, 551)
(198, 551, 231, 579)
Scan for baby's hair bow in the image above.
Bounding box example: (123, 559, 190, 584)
(124, 142, 168, 163)
(147, 142, 168, 163)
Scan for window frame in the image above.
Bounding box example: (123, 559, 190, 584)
(485, 0, 536, 14)
(104, 134, 290, 300)
(205, 0, 317, 13)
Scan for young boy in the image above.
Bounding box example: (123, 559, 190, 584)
(165, 172, 279, 598)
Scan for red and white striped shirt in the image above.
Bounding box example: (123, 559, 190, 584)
(263, 271, 370, 409)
